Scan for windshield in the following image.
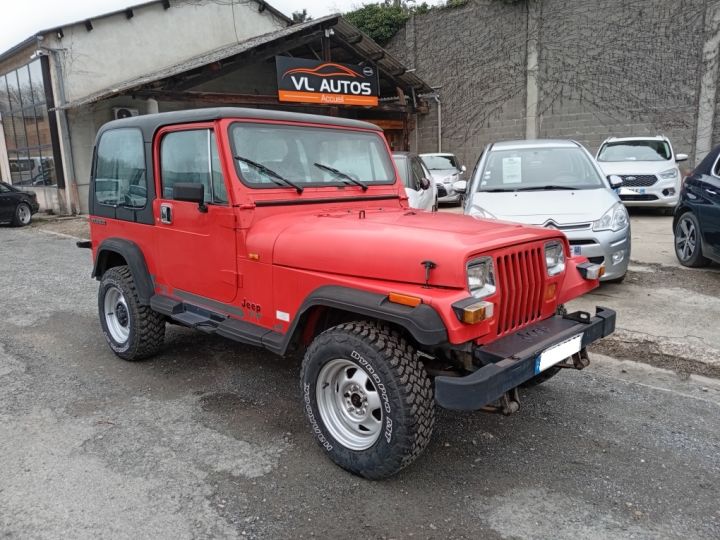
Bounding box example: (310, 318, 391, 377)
(476, 147, 605, 192)
(421, 154, 458, 170)
(597, 140, 671, 162)
(229, 122, 395, 188)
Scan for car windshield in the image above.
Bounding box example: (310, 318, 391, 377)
(229, 122, 395, 188)
(597, 140, 671, 162)
(477, 147, 605, 192)
(421, 155, 458, 170)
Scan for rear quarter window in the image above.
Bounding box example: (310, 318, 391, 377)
(94, 128, 147, 208)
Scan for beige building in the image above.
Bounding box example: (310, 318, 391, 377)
(0, 0, 430, 214)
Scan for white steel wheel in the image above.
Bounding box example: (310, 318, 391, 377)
(316, 358, 383, 451)
(103, 285, 131, 344)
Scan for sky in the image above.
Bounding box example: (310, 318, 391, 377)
(0, 0, 443, 55)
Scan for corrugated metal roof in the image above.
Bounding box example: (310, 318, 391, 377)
(57, 14, 433, 110)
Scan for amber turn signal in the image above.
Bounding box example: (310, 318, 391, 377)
(461, 301, 494, 324)
(388, 292, 422, 307)
(544, 282, 557, 301)
(577, 262, 605, 280)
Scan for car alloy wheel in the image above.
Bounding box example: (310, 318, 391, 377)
(316, 358, 383, 451)
(675, 215, 697, 262)
(16, 203, 31, 226)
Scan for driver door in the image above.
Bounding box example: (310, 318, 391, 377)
(154, 125, 238, 304)
(410, 157, 433, 211)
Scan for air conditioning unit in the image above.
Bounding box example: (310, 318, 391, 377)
(112, 107, 139, 120)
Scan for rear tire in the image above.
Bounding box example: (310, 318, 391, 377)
(674, 212, 710, 267)
(12, 203, 32, 227)
(98, 265, 165, 361)
(301, 321, 435, 479)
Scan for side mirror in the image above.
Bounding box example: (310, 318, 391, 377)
(420, 177, 431, 190)
(460, 165, 467, 173)
(676, 153, 688, 162)
(453, 180, 468, 193)
(608, 175, 623, 189)
(173, 182, 207, 212)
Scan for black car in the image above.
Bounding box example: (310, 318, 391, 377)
(0, 181, 40, 226)
(674, 148, 720, 266)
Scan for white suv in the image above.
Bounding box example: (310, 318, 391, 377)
(596, 136, 687, 213)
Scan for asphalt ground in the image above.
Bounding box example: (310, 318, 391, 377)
(1, 214, 719, 539)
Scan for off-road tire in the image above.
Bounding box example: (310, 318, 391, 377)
(98, 265, 165, 361)
(301, 321, 435, 479)
(11, 202, 32, 227)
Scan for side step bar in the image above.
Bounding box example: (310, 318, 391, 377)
(150, 294, 285, 354)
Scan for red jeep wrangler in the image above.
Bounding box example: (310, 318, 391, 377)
(84, 108, 615, 479)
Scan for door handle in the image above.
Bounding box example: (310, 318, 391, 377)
(706, 188, 718, 196)
(160, 203, 172, 224)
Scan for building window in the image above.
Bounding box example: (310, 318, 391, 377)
(0, 58, 61, 187)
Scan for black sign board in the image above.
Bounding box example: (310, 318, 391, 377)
(275, 56, 379, 107)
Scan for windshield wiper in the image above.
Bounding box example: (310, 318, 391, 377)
(480, 188, 518, 193)
(514, 185, 578, 191)
(314, 162, 368, 191)
(234, 155, 303, 194)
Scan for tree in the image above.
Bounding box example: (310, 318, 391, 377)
(344, 2, 431, 45)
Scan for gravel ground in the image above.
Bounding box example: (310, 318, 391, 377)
(1, 227, 719, 539)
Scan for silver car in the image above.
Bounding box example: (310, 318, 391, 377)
(456, 140, 630, 282)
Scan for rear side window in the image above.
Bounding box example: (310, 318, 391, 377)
(95, 129, 147, 208)
(160, 130, 227, 204)
(95, 128, 147, 208)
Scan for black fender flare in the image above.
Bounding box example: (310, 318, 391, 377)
(92, 238, 154, 305)
(283, 285, 448, 353)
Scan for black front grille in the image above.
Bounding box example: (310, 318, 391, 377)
(619, 193, 659, 201)
(617, 174, 657, 187)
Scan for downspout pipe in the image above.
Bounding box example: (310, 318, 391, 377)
(434, 94, 442, 153)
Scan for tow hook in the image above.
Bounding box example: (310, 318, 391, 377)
(480, 387, 520, 415)
(557, 347, 590, 370)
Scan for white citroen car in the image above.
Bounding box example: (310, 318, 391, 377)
(596, 136, 687, 214)
(419, 152, 466, 205)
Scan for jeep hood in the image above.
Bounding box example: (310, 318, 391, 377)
(264, 209, 561, 288)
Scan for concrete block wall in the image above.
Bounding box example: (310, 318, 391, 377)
(387, 0, 712, 168)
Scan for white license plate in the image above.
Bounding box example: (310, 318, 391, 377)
(572, 245, 582, 256)
(535, 334, 583, 374)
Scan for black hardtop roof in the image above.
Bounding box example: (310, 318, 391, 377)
(97, 107, 383, 142)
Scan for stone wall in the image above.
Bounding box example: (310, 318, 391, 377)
(387, 0, 715, 168)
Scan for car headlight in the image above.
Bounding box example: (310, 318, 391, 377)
(658, 168, 678, 179)
(544, 240, 566, 276)
(467, 257, 496, 298)
(443, 174, 458, 184)
(593, 203, 629, 232)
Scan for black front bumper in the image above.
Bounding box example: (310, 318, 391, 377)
(435, 307, 616, 411)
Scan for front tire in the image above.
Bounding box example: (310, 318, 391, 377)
(12, 203, 32, 227)
(675, 212, 710, 267)
(301, 321, 435, 479)
(98, 266, 165, 361)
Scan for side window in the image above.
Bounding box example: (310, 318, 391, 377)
(95, 128, 147, 208)
(161, 129, 227, 205)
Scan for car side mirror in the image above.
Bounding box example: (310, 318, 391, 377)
(420, 177, 431, 190)
(676, 153, 688, 162)
(460, 165, 467, 173)
(173, 182, 208, 212)
(608, 175, 623, 189)
(453, 180, 468, 193)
